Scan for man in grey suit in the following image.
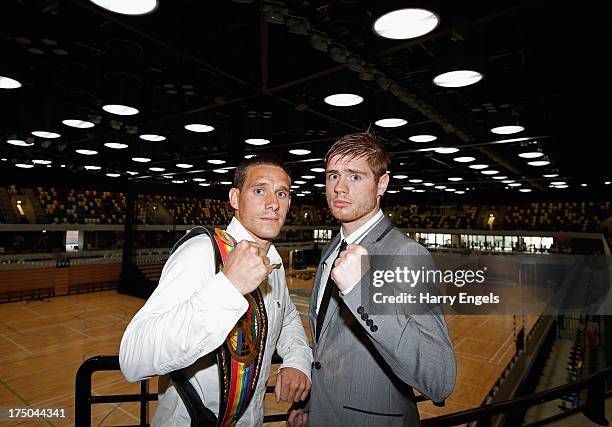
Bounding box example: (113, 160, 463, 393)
(288, 132, 456, 427)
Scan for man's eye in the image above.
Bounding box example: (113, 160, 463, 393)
(328, 174, 338, 181)
(351, 174, 361, 181)
(254, 188, 264, 195)
(277, 191, 287, 198)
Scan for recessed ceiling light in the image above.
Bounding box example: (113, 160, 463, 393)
(311, 167, 325, 173)
(302, 175, 316, 179)
(553, 185, 568, 189)
(32, 159, 51, 165)
(502, 180, 515, 184)
(301, 190, 311, 194)
(106, 173, 120, 177)
(62, 119, 95, 129)
(581, 183, 588, 187)
(161, 175, 174, 179)
(172, 180, 185, 184)
(490, 125, 524, 135)
(375, 118, 407, 128)
(7, 139, 34, 147)
(448, 177, 463, 181)
(126, 171, 139, 175)
(193, 178, 206, 182)
(244, 154, 256, 159)
(393, 175, 408, 179)
(519, 188, 532, 193)
(149, 167, 165, 172)
(518, 151, 544, 159)
(76, 149, 98, 155)
(434, 185, 446, 189)
(408, 178, 423, 183)
(104, 142, 128, 149)
(543, 173, 559, 178)
(88, 0, 158, 15)
(291, 185, 300, 189)
(314, 183, 325, 187)
(508, 183, 522, 187)
(176, 163, 193, 169)
(453, 156, 475, 163)
(294, 180, 306, 184)
(289, 149, 311, 155)
(409, 134, 437, 143)
(207, 159, 226, 165)
(481, 170, 499, 175)
(387, 190, 399, 193)
(455, 190, 465, 194)
(324, 93, 363, 107)
(413, 189, 425, 193)
(102, 104, 139, 116)
(605, 181, 611, 185)
(185, 124, 214, 133)
(140, 134, 166, 142)
(469, 164, 488, 170)
(444, 188, 456, 192)
(433, 70, 483, 88)
(373, 8, 439, 40)
(84, 165, 101, 170)
(221, 181, 232, 185)
(15, 163, 34, 168)
(528, 160, 550, 166)
(32, 131, 61, 139)
(245, 138, 270, 146)
(0, 75, 22, 89)
(551, 181, 567, 185)
(132, 157, 151, 163)
(423, 182, 435, 186)
(402, 186, 414, 190)
(213, 168, 229, 174)
(492, 176, 508, 180)
(434, 147, 459, 154)
(198, 183, 210, 187)
(296, 193, 305, 197)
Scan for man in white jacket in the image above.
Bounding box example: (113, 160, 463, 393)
(119, 155, 312, 426)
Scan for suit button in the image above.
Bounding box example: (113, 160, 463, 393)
(357, 306, 365, 314)
(314, 362, 321, 370)
(370, 325, 378, 332)
(361, 313, 369, 321)
(366, 319, 373, 327)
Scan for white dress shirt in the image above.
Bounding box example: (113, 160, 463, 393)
(119, 217, 312, 427)
(316, 209, 385, 312)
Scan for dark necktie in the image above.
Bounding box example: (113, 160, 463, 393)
(316, 240, 347, 341)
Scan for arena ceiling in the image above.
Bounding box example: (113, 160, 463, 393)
(1, 0, 611, 202)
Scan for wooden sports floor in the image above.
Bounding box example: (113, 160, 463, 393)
(0, 274, 538, 426)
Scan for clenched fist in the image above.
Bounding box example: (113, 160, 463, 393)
(330, 244, 370, 292)
(224, 240, 272, 295)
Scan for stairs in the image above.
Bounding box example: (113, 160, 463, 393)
(23, 188, 49, 223)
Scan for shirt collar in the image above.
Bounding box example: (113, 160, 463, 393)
(340, 209, 385, 245)
(226, 216, 283, 265)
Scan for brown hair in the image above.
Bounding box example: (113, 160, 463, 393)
(325, 132, 390, 179)
(232, 154, 292, 191)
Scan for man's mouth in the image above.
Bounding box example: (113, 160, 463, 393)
(333, 200, 351, 208)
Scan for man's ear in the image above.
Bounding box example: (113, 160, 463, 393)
(229, 187, 240, 210)
(377, 173, 389, 196)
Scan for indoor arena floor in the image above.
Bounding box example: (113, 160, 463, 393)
(0, 275, 538, 426)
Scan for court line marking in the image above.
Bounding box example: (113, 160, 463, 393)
(0, 379, 56, 427)
(1, 334, 32, 355)
(61, 324, 97, 340)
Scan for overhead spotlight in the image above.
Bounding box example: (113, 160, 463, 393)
(375, 118, 407, 128)
(373, 8, 439, 40)
(7, 139, 34, 147)
(106, 173, 121, 177)
(409, 134, 437, 143)
(245, 138, 270, 146)
(63, 119, 95, 129)
(433, 70, 483, 88)
(104, 142, 128, 149)
(185, 124, 214, 133)
(140, 134, 166, 141)
(289, 149, 311, 155)
(518, 151, 544, 159)
(0, 75, 22, 89)
(434, 147, 459, 154)
(88, 0, 158, 15)
(207, 159, 226, 165)
(132, 157, 151, 163)
(469, 164, 488, 170)
(103, 104, 139, 116)
(76, 149, 98, 155)
(32, 131, 61, 139)
(527, 160, 550, 166)
(324, 93, 363, 107)
(453, 156, 475, 163)
(490, 125, 524, 135)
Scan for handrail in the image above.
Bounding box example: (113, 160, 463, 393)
(77, 356, 610, 427)
(421, 366, 612, 426)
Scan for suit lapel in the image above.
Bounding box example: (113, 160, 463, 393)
(317, 216, 394, 344)
(309, 233, 341, 337)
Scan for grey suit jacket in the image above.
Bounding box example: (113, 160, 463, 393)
(308, 216, 456, 427)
